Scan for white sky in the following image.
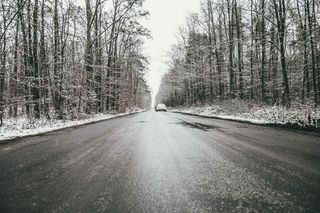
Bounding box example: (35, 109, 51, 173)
(142, 0, 201, 105)
(76, 0, 201, 105)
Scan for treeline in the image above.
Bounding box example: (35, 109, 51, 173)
(0, 0, 151, 125)
(157, 0, 320, 109)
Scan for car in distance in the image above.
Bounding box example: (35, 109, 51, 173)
(155, 104, 167, 112)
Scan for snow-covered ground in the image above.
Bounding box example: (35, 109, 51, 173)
(0, 109, 145, 141)
(170, 100, 320, 129)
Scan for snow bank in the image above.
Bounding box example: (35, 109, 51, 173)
(0, 109, 144, 141)
(171, 100, 320, 129)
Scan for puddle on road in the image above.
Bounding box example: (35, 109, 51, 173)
(136, 121, 148, 123)
(177, 120, 223, 132)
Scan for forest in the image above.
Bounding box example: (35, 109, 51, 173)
(157, 0, 320, 118)
(0, 0, 151, 126)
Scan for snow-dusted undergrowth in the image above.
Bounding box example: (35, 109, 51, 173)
(0, 109, 144, 141)
(172, 100, 320, 128)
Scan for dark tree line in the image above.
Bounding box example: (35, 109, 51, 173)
(0, 0, 151, 125)
(157, 0, 320, 109)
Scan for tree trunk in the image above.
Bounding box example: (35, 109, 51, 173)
(261, 0, 266, 101)
(53, 0, 61, 117)
(0, 3, 6, 126)
(11, 14, 19, 117)
(234, 0, 243, 99)
(273, 0, 290, 106)
(32, 0, 40, 118)
(227, 0, 235, 98)
(306, 0, 318, 106)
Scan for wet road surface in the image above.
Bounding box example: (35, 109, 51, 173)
(0, 111, 320, 212)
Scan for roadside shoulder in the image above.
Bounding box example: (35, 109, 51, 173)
(0, 110, 147, 144)
(171, 110, 320, 135)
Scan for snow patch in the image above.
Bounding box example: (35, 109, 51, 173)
(171, 100, 320, 128)
(0, 109, 144, 141)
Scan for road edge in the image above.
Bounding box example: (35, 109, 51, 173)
(170, 110, 320, 135)
(0, 110, 147, 145)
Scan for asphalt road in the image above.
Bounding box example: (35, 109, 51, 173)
(0, 111, 320, 212)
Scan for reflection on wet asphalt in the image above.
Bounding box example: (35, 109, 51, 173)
(0, 111, 320, 212)
(178, 119, 223, 132)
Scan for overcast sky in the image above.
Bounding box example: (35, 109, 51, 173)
(142, 0, 200, 104)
